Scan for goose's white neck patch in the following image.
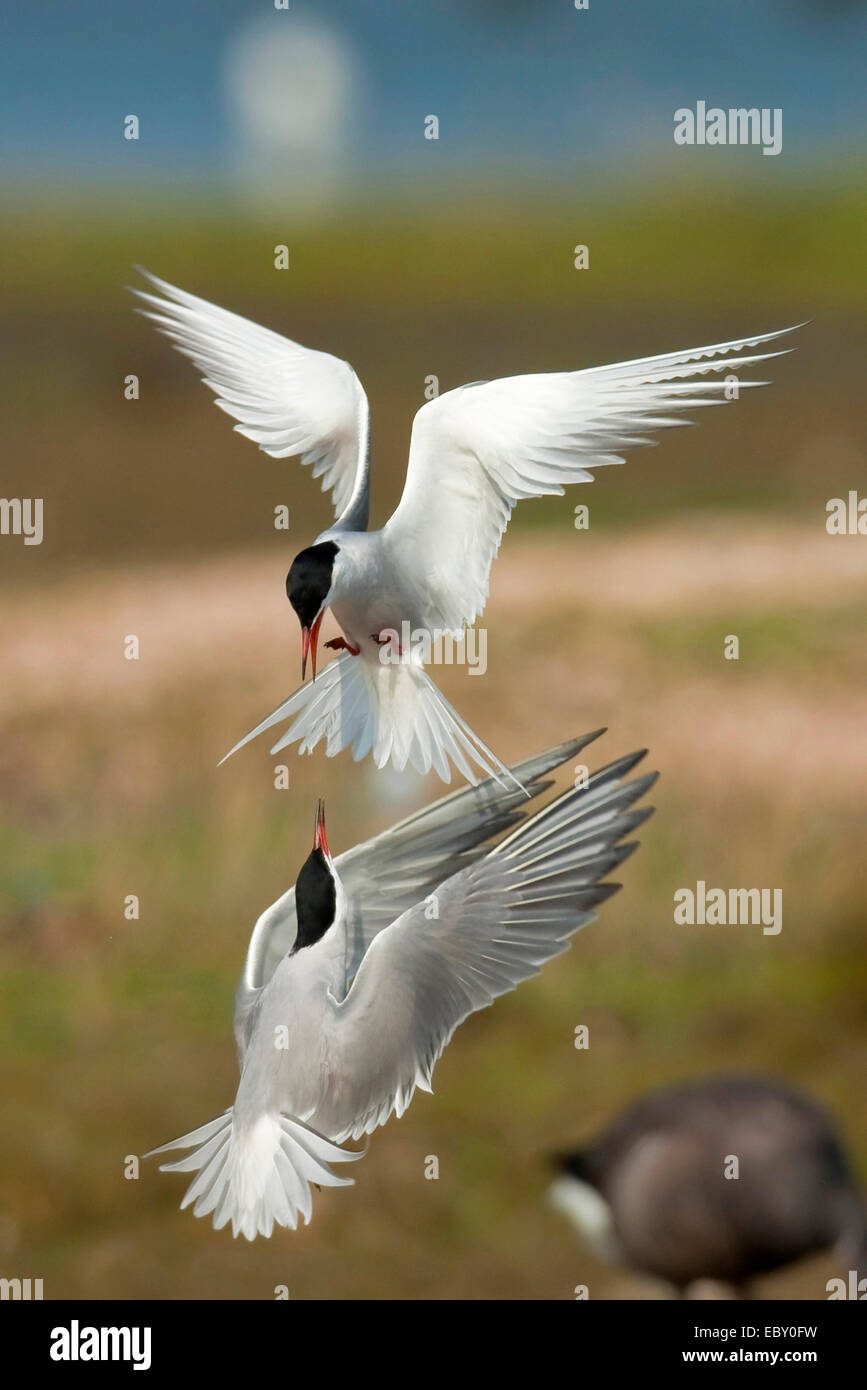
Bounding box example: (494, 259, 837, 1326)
(548, 1176, 622, 1262)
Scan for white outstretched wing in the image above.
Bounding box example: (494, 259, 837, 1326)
(317, 750, 657, 1142)
(133, 268, 370, 529)
(384, 326, 801, 630)
(233, 733, 606, 1058)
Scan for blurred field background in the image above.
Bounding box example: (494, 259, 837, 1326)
(1, 0, 866, 1299)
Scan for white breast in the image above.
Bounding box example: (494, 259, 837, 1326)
(234, 923, 347, 1128)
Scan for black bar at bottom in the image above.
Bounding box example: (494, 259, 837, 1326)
(2, 1297, 862, 1374)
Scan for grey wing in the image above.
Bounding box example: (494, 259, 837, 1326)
(232, 733, 604, 1061)
(337, 730, 609, 980)
(318, 750, 657, 1142)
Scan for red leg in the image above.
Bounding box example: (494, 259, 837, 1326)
(324, 636, 360, 656)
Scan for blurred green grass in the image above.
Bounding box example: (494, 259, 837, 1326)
(4, 177, 866, 310)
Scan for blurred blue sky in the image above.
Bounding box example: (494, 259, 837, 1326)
(2, 0, 865, 196)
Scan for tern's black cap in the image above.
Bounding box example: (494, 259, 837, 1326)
(286, 541, 339, 629)
(293, 847, 336, 951)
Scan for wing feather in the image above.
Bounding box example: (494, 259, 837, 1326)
(319, 752, 657, 1142)
(384, 325, 802, 629)
(132, 268, 370, 529)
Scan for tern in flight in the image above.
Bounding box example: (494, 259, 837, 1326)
(148, 732, 656, 1239)
(134, 269, 798, 785)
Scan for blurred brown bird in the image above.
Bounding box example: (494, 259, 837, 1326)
(550, 1074, 867, 1298)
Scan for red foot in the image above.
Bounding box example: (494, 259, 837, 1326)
(324, 636, 360, 656)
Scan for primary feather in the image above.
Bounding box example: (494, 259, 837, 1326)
(384, 327, 800, 631)
(133, 267, 370, 530)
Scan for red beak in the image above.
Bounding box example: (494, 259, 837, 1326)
(301, 611, 324, 682)
(314, 798, 329, 856)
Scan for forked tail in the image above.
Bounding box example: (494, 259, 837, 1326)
(219, 651, 528, 791)
(147, 1108, 363, 1241)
